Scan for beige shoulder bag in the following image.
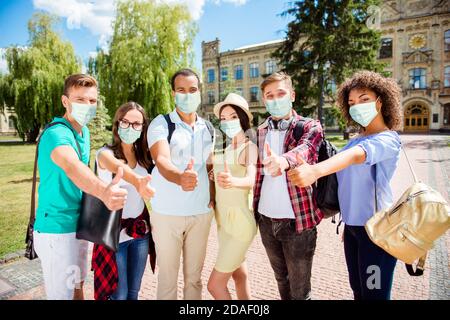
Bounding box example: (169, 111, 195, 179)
(365, 148, 450, 276)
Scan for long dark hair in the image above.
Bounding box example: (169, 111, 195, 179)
(108, 101, 152, 169)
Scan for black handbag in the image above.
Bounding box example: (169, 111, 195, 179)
(76, 162, 122, 252)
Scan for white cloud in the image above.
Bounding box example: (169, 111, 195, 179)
(33, 0, 249, 52)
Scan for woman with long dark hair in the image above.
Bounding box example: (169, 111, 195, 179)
(92, 101, 156, 300)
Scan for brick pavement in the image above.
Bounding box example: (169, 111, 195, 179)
(0, 134, 449, 300)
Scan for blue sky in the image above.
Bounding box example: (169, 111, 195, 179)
(0, 0, 291, 73)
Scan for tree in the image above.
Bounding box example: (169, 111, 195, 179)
(0, 13, 80, 142)
(87, 95, 112, 153)
(273, 0, 386, 118)
(89, 0, 197, 120)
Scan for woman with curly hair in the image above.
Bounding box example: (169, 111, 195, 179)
(287, 70, 403, 300)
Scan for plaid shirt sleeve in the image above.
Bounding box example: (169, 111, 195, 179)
(282, 119, 324, 169)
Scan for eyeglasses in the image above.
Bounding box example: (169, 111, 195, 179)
(119, 119, 143, 131)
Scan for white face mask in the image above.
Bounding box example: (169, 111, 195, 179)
(175, 92, 201, 114)
(264, 94, 293, 118)
(70, 102, 97, 127)
(349, 97, 379, 127)
(220, 119, 242, 139)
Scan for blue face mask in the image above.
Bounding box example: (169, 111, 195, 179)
(349, 97, 379, 127)
(175, 92, 201, 114)
(220, 119, 242, 139)
(71, 102, 97, 127)
(265, 94, 293, 118)
(118, 126, 142, 145)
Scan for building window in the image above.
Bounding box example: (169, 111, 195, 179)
(234, 65, 243, 80)
(444, 104, 450, 125)
(235, 87, 243, 97)
(249, 63, 259, 78)
(207, 91, 215, 104)
(409, 68, 426, 89)
(433, 113, 439, 123)
(445, 66, 450, 88)
(265, 60, 277, 75)
(207, 69, 215, 83)
(445, 30, 450, 51)
(250, 87, 259, 102)
(220, 67, 228, 82)
(8, 116, 15, 130)
(379, 38, 393, 59)
(326, 79, 337, 94)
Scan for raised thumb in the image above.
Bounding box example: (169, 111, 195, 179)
(186, 157, 194, 171)
(111, 166, 124, 185)
(144, 174, 152, 183)
(264, 143, 272, 157)
(223, 161, 229, 173)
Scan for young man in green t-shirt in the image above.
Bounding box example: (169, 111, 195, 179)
(33, 74, 154, 300)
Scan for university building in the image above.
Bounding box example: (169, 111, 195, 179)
(200, 0, 450, 132)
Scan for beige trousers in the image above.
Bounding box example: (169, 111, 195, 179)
(151, 210, 213, 300)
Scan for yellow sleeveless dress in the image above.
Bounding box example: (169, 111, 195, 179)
(213, 141, 257, 273)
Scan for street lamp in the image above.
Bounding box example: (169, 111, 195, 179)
(313, 61, 330, 130)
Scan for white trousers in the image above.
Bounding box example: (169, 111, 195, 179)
(33, 231, 89, 300)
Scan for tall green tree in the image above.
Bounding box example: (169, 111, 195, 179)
(0, 13, 80, 142)
(89, 0, 197, 120)
(274, 0, 385, 117)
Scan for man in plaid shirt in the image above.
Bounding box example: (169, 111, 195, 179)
(253, 71, 324, 300)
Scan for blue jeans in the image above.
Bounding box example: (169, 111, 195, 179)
(343, 225, 397, 300)
(111, 234, 149, 300)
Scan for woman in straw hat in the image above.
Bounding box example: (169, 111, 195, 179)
(207, 93, 258, 300)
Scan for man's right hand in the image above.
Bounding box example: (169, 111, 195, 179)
(101, 167, 128, 211)
(180, 158, 198, 191)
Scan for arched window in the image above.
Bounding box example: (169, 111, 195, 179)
(8, 116, 15, 130)
(379, 38, 393, 58)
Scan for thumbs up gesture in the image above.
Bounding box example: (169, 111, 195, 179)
(262, 143, 290, 177)
(102, 166, 128, 211)
(136, 174, 156, 201)
(180, 157, 198, 191)
(217, 161, 234, 189)
(287, 153, 318, 187)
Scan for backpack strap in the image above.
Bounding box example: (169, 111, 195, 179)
(163, 114, 176, 145)
(204, 120, 215, 143)
(163, 113, 215, 144)
(293, 117, 313, 142)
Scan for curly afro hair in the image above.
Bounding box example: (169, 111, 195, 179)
(337, 70, 403, 131)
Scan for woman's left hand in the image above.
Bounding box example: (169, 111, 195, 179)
(137, 174, 156, 200)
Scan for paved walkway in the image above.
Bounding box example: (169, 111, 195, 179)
(1, 134, 449, 300)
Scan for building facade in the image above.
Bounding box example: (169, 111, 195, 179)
(0, 106, 16, 136)
(201, 0, 450, 132)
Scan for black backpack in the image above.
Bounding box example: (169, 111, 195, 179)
(147, 114, 215, 174)
(293, 118, 340, 219)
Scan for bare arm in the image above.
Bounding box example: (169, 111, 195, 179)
(287, 146, 366, 187)
(97, 150, 155, 201)
(51, 146, 128, 210)
(233, 142, 258, 189)
(150, 140, 183, 185)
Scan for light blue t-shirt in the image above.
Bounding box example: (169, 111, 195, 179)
(147, 109, 214, 216)
(336, 131, 401, 226)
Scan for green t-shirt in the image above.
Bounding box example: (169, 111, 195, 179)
(34, 117, 90, 234)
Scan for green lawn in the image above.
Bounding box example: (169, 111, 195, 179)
(0, 144, 36, 257)
(0, 144, 96, 258)
(326, 134, 348, 150)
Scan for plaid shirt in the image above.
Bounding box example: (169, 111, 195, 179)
(91, 206, 156, 300)
(253, 110, 324, 233)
